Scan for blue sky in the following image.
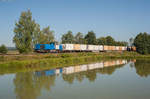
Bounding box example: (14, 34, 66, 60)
(0, 0, 150, 47)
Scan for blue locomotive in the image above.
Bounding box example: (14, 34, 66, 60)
(35, 43, 63, 52)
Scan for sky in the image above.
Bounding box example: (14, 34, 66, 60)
(0, 0, 150, 47)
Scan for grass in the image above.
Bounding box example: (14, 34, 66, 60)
(0, 51, 148, 62)
(6, 50, 19, 55)
(0, 51, 150, 75)
(1, 51, 150, 65)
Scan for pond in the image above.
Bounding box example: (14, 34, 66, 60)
(0, 59, 150, 99)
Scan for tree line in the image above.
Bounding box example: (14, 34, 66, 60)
(61, 30, 128, 46)
(11, 10, 150, 54)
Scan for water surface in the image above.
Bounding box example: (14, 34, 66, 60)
(0, 59, 150, 99)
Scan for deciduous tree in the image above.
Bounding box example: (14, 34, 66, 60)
(13, 10, 36, 53)
(105, 36, 115, 45)
(97, 37, 107, 45)
(61, 31, 74, 43)
(84, 31, 97, 44)
(42, 26, 54, 43)
(75, 32, 86, 44)
(134, 32, 150, 54)
(0, 44, 8, 54)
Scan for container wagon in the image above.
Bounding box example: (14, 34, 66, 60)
(35, 43, 134, 53)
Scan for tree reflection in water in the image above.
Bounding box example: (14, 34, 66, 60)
(134, 60, 150, 77)
(62, 64, 124, 84)
(13, 59, 128, 99)
(13, 72, 56, 99)
(10, 59, 150, 99)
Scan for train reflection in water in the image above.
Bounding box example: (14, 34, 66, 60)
(35, 60, 128, 76)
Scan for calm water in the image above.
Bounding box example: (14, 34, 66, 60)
(0, 59, 150, 99)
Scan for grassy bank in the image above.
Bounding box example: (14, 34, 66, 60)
(0, 51, 150, 74)
(0, 51, 150, 62)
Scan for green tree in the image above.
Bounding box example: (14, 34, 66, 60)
(13, 10, 56, 53)
(105, 36, 115, 45)
(85, 31, 97, 44)
(75, 32, 86, 44)
(42, 26, 54, 43)
(32, 24, 42, 44)
(32, 24, 51, 44)
(97, 37, 107, 45)
(121, 41, 128, 46)
(97, 36, 128, 46)
(13, 10, 36, 53)
(37, 32, 48, 44)
(61, 31, 74, 43)
(0, 44, 8, 54)
(134, 32, 150, 54)
(115, 41, 128, 46)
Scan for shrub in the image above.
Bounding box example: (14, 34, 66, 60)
(134, 32, 150, 54)
(0, 45, 8, 54)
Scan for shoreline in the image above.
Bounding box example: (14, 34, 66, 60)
(0, 51, 150, 74)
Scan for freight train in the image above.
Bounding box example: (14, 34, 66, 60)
(35, 60, 128, 76)
(34, 43, 136, 53)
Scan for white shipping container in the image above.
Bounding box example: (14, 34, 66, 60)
(111, 61, 116, 66)
(98, 45, 103, 51)
(125, 47, 127, 50)
(122, 60, 126, 64)
(88, 45, 95, 51)
(94, 63, 100, 69)
(116, 46, 119, 51)
(121, 47, 124, 50)
(62, 44, 74, 50)
(121, 47, 124, 51)
(74, 66, 81, 73)
(97, 62, 104, 68)
(80, 44, 87, 50)
(103, 61, 110, 67)
(73, 44, 81, 50)
(63, 66, 74, 74)
(88, 64, 95, 70)
(123, 47, 127, 51)
(91, 63, 96, 69)
(80, 65, 88, 71)
(116, 60, 120, 65)
(94, 45, 99, 51)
